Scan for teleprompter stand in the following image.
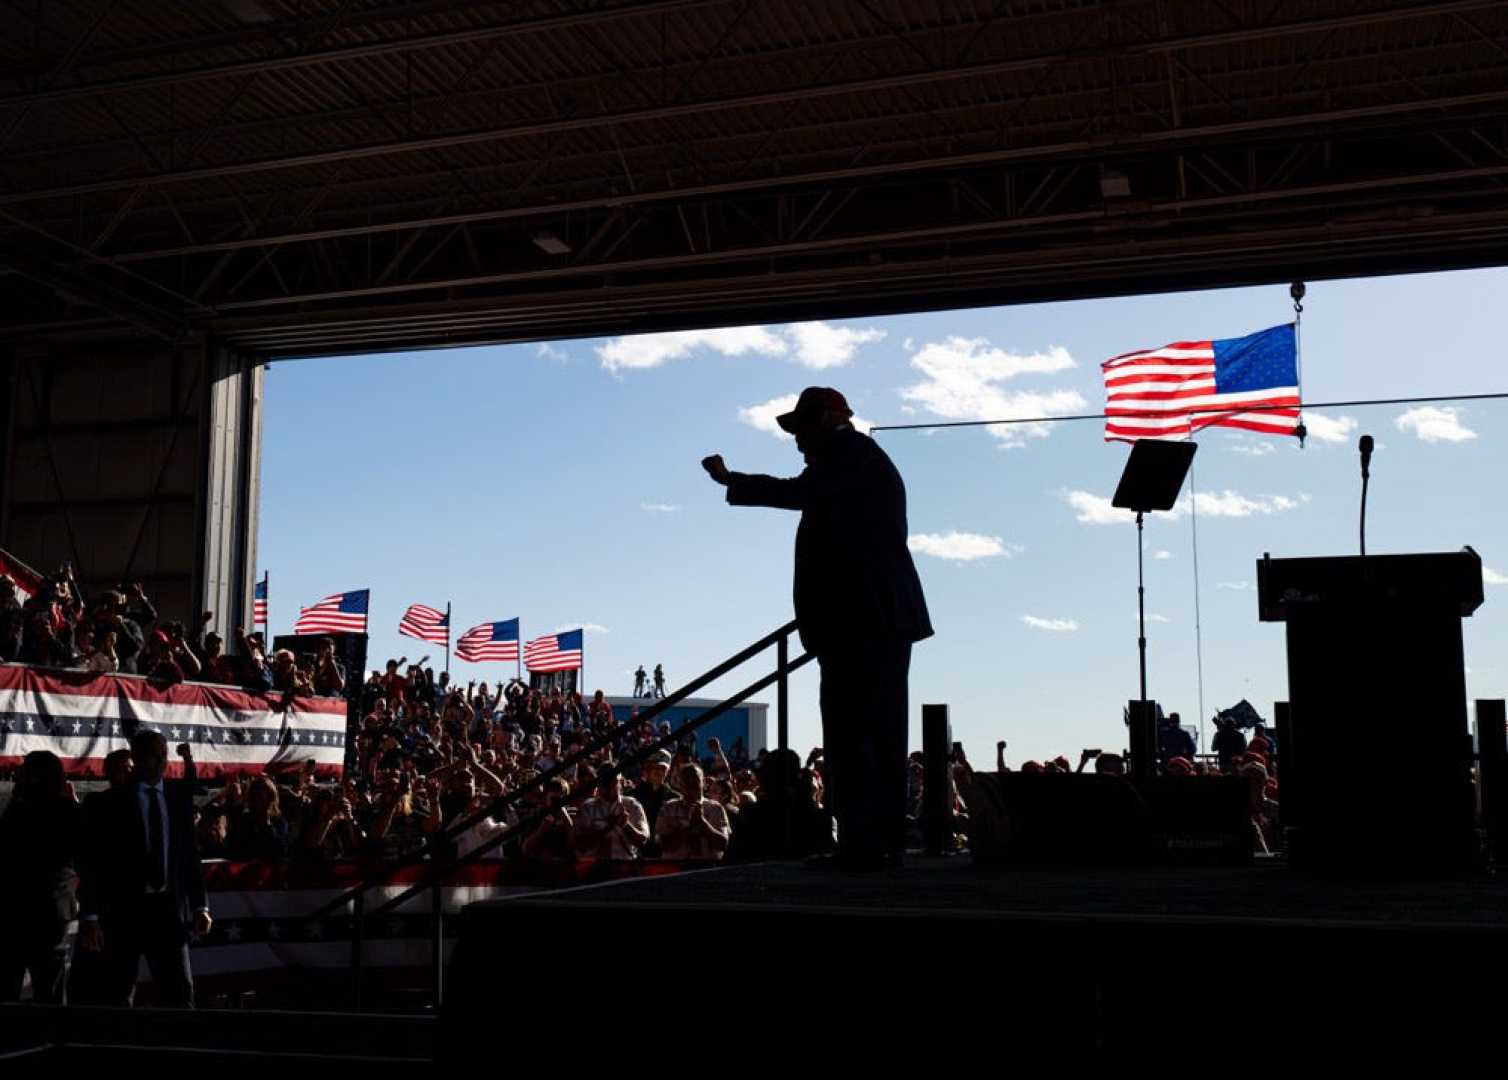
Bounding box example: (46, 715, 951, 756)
(1112, 440, 1196, 779)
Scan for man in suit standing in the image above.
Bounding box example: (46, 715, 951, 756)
(703, 386, 933, 869)
(77, 730, 211, 1007)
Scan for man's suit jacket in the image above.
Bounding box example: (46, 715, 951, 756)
(726, 427, 933, 656)
(79, 779, 206, 925)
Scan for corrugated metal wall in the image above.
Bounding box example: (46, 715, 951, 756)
(0, 334, 260, 632)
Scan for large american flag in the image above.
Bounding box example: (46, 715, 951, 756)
(1103, 323, 1300, 442)
(293, 590, 369, 635)
(524, 629, 583, 672)
(398, 603, 449, 647)
(456, 618, 520, 663)
(253, 575, 268, 629)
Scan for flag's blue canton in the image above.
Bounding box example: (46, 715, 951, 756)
(338, 590, 370, 614)
(492, 618, 519, 642)
(556, 629, 583, 650)
(254, 580, 267, 599)
(1212, 323, 1297, 395)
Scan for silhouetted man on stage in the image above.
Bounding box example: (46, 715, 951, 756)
(703, 386, 932, 869)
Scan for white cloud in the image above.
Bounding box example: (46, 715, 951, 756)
(1484, 567, 1508, 586)
(595, 321, 884, 373)
(1303, 412, 1358, 444)
(536, 342, 569, 362)
(1144, 613, 1172, 623)
(596, 325, 787, 372)
(1229, 442, 1276, 457)
(1152, 550, 1173, 560)
(1061, 488, 1305, 525)
(907, 532, 1019, 562)
(1021, 615, 1079, 632)
(739, 393, 874, 440)
(899, 336, 1086, 447)
(1062, 490, 1140, 525)
(641, 502, 680, 514)
(1217, 581, 1252, 591)
(553, 622, 610, 635)
(902, 337, 916, 351)
(1185, 490, 1307, 518)
(784, 321, 885, 369)
(1395, 406, 1477, 443)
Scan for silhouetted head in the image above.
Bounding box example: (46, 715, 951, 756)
(1095, 753, 1126, 776)
(103, 748, 134, 788)
(130, 730, 169, 784)
(681, 763, 705, 801)
(777, 387, 854, 457)
(18, 750, 65, 802)
(756, 748, 802, 798)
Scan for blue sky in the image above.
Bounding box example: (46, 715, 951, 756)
(258, 267, 1508, 765)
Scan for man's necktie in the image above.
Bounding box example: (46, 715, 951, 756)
(146, 787, 166, 890)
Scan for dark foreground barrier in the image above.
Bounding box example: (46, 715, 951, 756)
(963, 772, 1253, 866)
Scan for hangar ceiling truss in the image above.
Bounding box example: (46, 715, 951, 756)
(1, 0, 1506, 355)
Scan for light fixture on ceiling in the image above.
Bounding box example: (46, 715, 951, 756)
(1099, 171, 1131, 199)
(532, 231, 571, 255)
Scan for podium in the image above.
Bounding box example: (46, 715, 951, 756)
(1257, 550, 1484, 871)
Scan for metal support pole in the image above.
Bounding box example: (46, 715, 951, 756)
(1136, 511, 1148, 703)
(1475, 699, 1507, 862)
(431, 879, 444, 1010)
(922, 704, 951, 855)
(1128, 699, 1158, 783)
(777, 633, 789, 752)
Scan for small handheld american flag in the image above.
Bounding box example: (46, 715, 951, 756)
(293, 590, 369, 635)
(398, 603, 449, 647)
(253, 574, 268, 630)
(524, 630, 583, 673)
(1103, 323, 1300, 442)
(456, 619, 520, 663)
(0, 547, 45, 604)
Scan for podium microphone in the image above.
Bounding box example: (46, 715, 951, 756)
(1358, 434, 1374, 556)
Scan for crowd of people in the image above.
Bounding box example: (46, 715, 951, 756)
(341, 666, 827, 865)
(974, 711, 1284, 855)
(0, 565, 342, 695)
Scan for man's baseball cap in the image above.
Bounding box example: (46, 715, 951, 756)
(776, 387, 853, 434)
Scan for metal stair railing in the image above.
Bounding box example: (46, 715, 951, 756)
(306, 620, 812, 1008)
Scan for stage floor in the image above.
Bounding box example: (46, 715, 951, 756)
(474, 854, 1508, 930)
(444, 855, 1508, 1055)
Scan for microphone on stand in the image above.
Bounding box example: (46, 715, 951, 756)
(1358, 434, 1374, 556)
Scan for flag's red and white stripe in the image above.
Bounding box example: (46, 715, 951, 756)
(456, 623, 519, 663)
(398, 604, 449, 647)
(1102, 341, 1298, 442)
(524, 633, 582, 673)
(0, 665, 347, 777)
(294, 592, 368, 635)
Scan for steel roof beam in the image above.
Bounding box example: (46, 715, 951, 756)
(2, 0, 1503, 206)
(64, 93, 1508, 269)
(0, 0, 735, 109)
